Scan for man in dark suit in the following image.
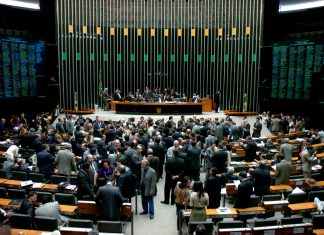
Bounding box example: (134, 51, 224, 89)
(77, 163, 95, 200)
(118, 165, 135, 202)
(251, 160, 271, 197)
(252, 117, 262, 138)
(204, 167, 222, 209)
(211, 142, 228, 174)
(95, 175, 125, 221)
(242, 136, 258, 162)
(86, 154, 98, 181)
(151, 137, 166, 179)
(112, 88, 122, 101)
(234, 172, 253, 208)
(37, 144, 55, 180)
(186, 140, 201, 181)
(161, 149, 185, 205)
(19, 191, 38, 219)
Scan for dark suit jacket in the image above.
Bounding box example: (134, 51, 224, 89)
(251, 168, 271, 196)
(186, 145, 201, 171)
(19, 199, 35, 218)
(204, 175, 222, 208)
(77, 169, 94, 198)
(234, 179, 253, 208)
(112, 92, 122, 101)
(211, 150, 228, 174)
(37, 150, 55, 176)
(152, 143, 166, 162)
(96, 184, 124, 220)
(165, 156, 185, 179)
(118, 170, 135, 199)
(243, 141, 258, 162)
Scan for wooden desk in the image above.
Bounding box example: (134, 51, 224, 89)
(311, 181, 324, 189)
(206, 208, 237, 218)
(77, 200, 100, 216)
(289, 178, 307, 188)
(0, 198, 20, 208)
(314, 229, 324, 235)
(235, 207, 265, 216)
(317, 153, 324, 159)
(113, 101, 203, 114)
(262, 200, 289, 212)
(1, 179, 22, 187)
(0, 178, 7, 184)
(42, 183, 58, 192)
(281, 223, 313, 235)
(11, 229, 45, 235)
(288, 202, 317, 213)
(270, 185, 292, 193)
(60, 205, 78, 215)
(313, 143, 324, 148)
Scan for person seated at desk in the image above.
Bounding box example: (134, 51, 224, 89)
(112, 88, 122, 101)
(11, 158, 31, 173)
(125, 92, 135, 102)
(19, 191, 38, 219)
(191, 93, 200, 103)
(0, 207, 12, 221)
(35, 194, 68, 226)
(234, 171, 253, 208)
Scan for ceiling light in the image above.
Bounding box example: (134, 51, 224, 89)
(279, 1, 324, 13)
(0, 0, 40, 10)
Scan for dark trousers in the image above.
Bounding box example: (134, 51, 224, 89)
(141, 194, 154, 216)
(158, 156, 165, 178)
(176, 204, 185, 230)
(164, 178, 177, 204)
(190, 169, 200, 181)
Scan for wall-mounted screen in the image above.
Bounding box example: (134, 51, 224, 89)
(0, 37, 45, 98)
(271, 40, 324, 100)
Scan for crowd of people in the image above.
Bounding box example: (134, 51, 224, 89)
(0, 110, 323, 231)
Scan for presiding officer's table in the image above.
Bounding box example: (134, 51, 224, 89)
(112, 101, 203, 114)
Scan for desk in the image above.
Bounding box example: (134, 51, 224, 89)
(60, 205, 78, 215)
(262, 200, 289, 212)
(313, 143, 324, 148)
(113, 102, 203, 114)
(0, 178, 7, 184)
(281, 223, 313, 235)
(311, 181, 324, 189)
(288, 202, 317, 213)
(1, 179, 22, 187)
(317, 153, 324, 159)
(314, 229, 324, 235)
(235, 207, 265, 216)
(11, 229, 45, 235)
(270, 185, 292, 193)
(0, 198, 20, 208)
(42, 183, 76, 194)
(60, 227, 92, 235)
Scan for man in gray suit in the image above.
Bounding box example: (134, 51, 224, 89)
(95, 175, 125, 221)
(301, 146, 315, 179)
(280, 138, 293, 162)
(140, 159, 157, 220)
(275, 154, 291, 185)
(215, 122, 224, 141)
(86, 154, 98, 186)
(55, 144, 77, 175)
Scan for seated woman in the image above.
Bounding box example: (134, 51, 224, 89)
(94, 159, 114, 188)
(189, 181, 209, 222)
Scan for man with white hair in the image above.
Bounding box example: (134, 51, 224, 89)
(5, 142, 19, 161)
(280, 138, 293, 162)
(167, 140, 179, 160)
(140, 159, 157, 220)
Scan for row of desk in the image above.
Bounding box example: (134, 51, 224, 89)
(0, 178, 77, 194)
(10, 228, 124, 235)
